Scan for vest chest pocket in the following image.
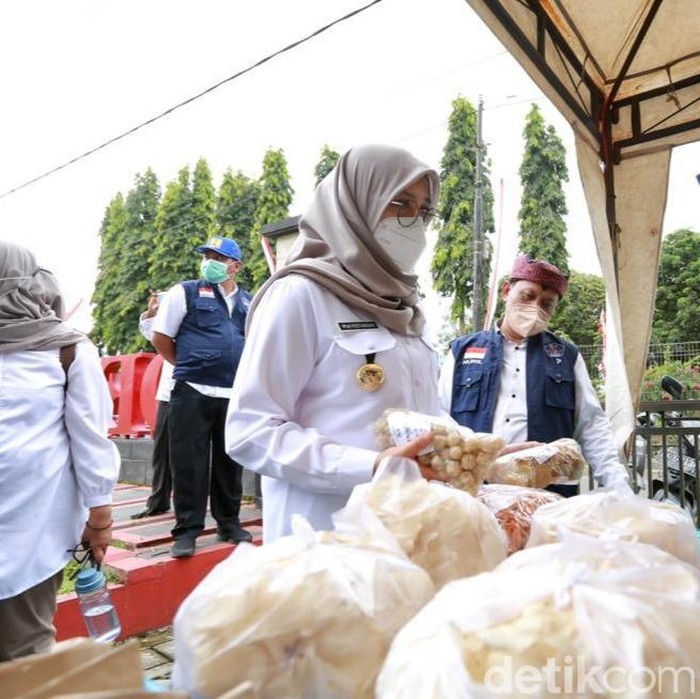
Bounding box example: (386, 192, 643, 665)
(543, 366, 575, 409)
(194, 300, 223, 327)
(452, 371, 484, 412)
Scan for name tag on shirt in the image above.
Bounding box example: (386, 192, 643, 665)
(337, 321, 378, 332)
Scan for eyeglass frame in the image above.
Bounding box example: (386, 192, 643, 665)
(387, 199, 439, 228)
(65, 544, 101, 579)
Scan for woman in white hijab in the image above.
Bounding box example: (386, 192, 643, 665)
(226, 144, 447, 542)
(0, 242, 120, 661)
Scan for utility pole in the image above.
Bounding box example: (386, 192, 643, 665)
(472, 95, 485, 332)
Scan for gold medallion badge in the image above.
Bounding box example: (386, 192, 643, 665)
(356, 362, 386, 392)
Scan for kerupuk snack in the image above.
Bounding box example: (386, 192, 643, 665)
(376, 536, 700, 698)
(477, 483, 563, 555)
(485, 437, 587, 489)
(345, 458, 507, 590)
(374, 409, 504, 495)
(171, 515, 434, 699)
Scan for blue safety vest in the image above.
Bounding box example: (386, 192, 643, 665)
(449, 329, 579, 442)
(173, 280, 251, 388)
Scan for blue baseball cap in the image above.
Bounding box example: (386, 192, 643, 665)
(194, 236, 242, 261)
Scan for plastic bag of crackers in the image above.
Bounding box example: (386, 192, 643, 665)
(485, 437, 587, 490)
(373, 409, 504, 496)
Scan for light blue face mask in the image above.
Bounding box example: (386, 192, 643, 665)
(200, 258, 230, 284)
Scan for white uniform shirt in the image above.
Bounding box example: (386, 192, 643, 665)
(226, 275, 441, 542)
(0, 343, 121, 599)
(438, 333, 628, 487)
(152, 282, 239, 399)
(139, 313, 174, 402)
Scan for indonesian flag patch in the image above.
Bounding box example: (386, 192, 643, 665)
(462, 347, 487, 363)
(199, 287, 215, 298)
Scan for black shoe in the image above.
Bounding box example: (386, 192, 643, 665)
(170, 536, 196, 558)
(216, 523, 253, 544)
(130, 507, 170, 520)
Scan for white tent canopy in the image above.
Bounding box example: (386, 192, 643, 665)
(464, 0, 700, 449)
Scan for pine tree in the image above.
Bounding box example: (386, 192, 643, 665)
(217, 168, 261, 291)
(313, 144, 340, 187)
(518, 104, 569, 273)
(248, 148, 294, 291)
(91, 194, 127, 353)
(431, 96, 495, 333)
(190, 158, 217, 246)
(90, 170, 161, 353)
(150, 166, 199, 289)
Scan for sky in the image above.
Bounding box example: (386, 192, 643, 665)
(1, 0, 698, 335)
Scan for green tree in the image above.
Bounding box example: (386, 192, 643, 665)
(91, 194, 127, 354)
(313, 144, 340, 187)
(517, 104, 569, 273)
(217, 168, 261, 291)
(150, 166, 200, 289)
(431, 96, 495, 333)
(191, 158, 217, 244)
(90, 170, 161, 354)
(652, 228, 700, 343)
(248, 148, 294, 291)
(549, 270, 605, 347)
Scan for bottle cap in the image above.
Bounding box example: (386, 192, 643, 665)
(75, 568, 106, 594)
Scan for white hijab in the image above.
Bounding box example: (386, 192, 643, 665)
(0, 241, 85, 352)
(248, 144, 440, 336)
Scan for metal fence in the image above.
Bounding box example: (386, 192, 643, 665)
(624, 398, 700, 528)
(579, 341, 700, 399)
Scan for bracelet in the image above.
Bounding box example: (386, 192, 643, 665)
(85, 520, 113, 531)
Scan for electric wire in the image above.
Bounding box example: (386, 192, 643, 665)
(0, 0, 383, 202)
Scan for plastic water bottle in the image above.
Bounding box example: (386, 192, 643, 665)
(75, 568, 122, 643)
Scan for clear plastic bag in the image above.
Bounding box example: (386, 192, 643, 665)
(526, 483, 700, 567)
(476, 483, 563, 555)
(344, 457, 506, 590)
(373, 409, 504, 495)
(485, 438, 587, 489)
(376, 534, 700, 698)
(171, 513, 434, 699)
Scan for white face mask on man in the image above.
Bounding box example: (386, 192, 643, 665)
(373, 217, 427, 272)
(508, 303, 551, 337)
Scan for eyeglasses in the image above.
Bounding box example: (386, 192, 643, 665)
(66, 545, 101, 579)
(388, 199, 439, 227)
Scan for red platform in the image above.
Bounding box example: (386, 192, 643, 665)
(55, 484, 262, 641)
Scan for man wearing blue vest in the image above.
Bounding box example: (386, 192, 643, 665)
(152, 236, 253, 557)
(439, 254, 628, 497)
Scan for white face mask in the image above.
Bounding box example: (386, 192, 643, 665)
(373, 217, 427, 272)
(508, 303, 551, 337)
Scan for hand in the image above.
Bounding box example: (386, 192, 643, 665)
(145, 292, 160, 318)
(81, 505, 113, 564)
(374, 432, 451, 483)
(497, 440, 543, 457)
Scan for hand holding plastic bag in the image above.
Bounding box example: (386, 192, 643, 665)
(374, 409, 504, 494)
(485, 438, 587, 489)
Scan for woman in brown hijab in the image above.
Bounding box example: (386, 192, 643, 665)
(226, 144, 447, 542)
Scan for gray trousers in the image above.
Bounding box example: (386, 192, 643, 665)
(0, 570, 63, 662)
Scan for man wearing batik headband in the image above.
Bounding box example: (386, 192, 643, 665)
(439, 254, 628, 496)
